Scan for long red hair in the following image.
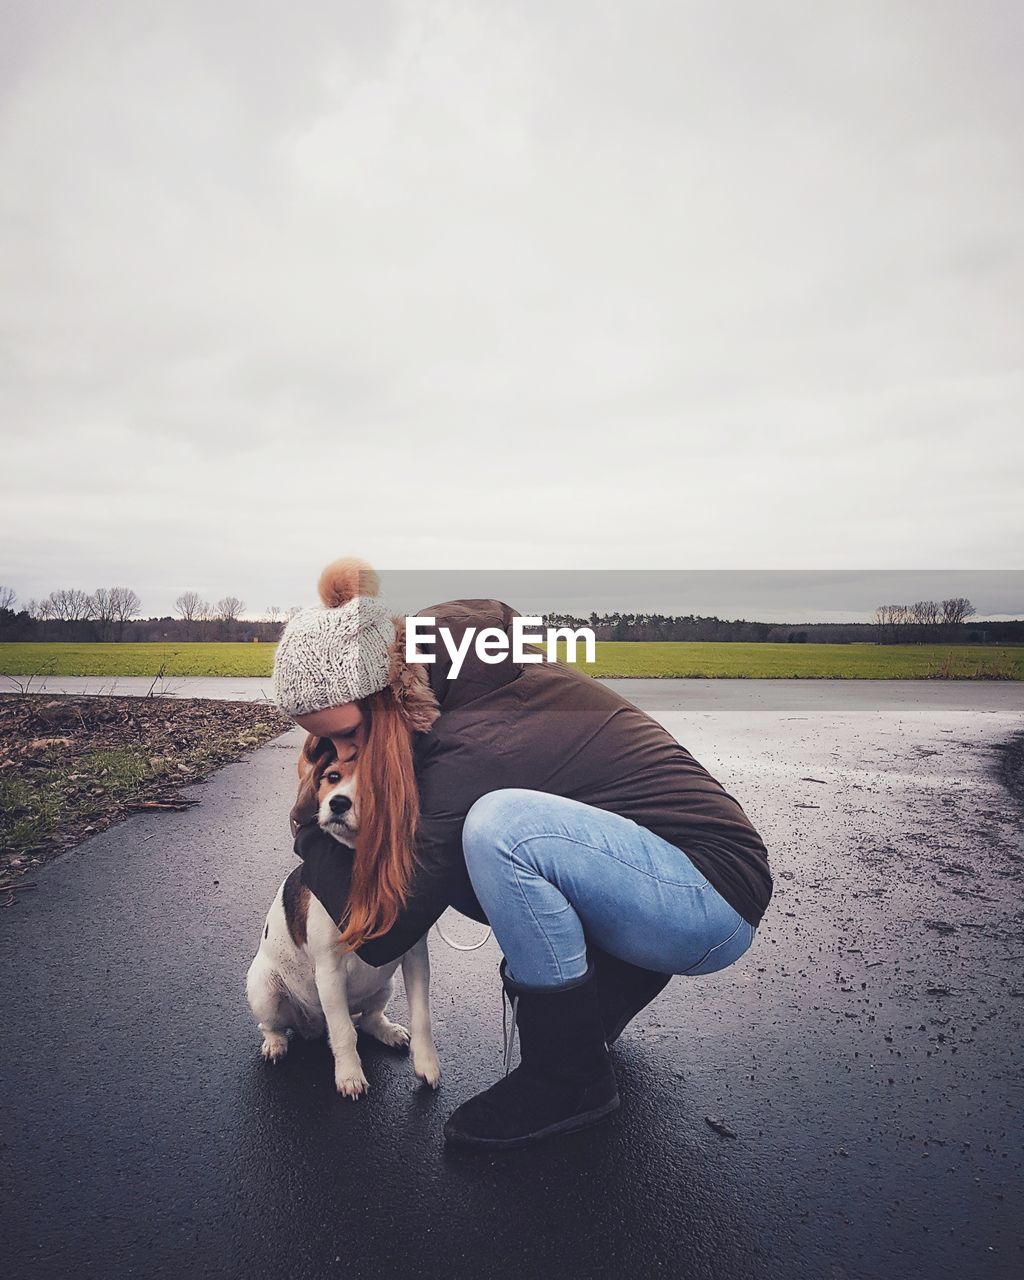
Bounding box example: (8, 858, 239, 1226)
(335, 684, 421, 952)
(290, 586, 439, 953)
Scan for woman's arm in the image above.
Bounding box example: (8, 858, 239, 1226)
(355, 811, 487, 967)
(291, 809, 487, 967)
(292, 820, 355, 924)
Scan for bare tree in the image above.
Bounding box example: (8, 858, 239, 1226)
(265, 604, 282, 623)
(175, 591, 204, 623)
(46, 588, 92, 622)
(88, 588, 117, 640)
(880, 597, 976, 643)
(285, 605, 302, 621)
(110, 587, 141, 640)
(911, 600, 941, 641)
(873, 603, 909, 644)
(112, 587, 140, 621)
(942, 597, 976, 628)
(912, 600, 940, 625)
(0, 585, 15, 611)
(175, 590, 206, 640)
(942, 593, 977, 624)
(216, 596, 245, 623)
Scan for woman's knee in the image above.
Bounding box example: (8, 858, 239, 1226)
(462, 789, 534, 871)
(463, 789, 559, 885)
(680, 919, 757, 976)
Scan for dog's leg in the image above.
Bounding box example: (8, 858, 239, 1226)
(258, 1025, 289, 1063)
(401, 935, 441, 1089)
(314, 956, 369, 1099)
(359, 976, 412, 1051)
(246, 955, 292, 1064)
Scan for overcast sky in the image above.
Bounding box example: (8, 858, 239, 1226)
(1, 0, 1022, 620)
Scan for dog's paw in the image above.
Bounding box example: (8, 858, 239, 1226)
(260, 1032, 289, 1064)
(363, 1016, 411, 1051)
(335, 1065, 370, 1099)
(412, 1047, 441, 1090)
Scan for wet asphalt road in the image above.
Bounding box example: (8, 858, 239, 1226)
(3, 682, 1023, 1280)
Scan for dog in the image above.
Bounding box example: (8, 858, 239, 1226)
(246, 745, 441, 1098)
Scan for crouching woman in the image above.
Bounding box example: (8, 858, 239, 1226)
(275, 558, 772, 1150)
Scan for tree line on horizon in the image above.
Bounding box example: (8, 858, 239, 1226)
(547, 596, 982, 642)
(0, 585, 296, 643)
(539, 597, 1019, 645)
(1, 585, 1020, 646)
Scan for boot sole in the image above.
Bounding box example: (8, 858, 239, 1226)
(443, 1093, 620, 1150)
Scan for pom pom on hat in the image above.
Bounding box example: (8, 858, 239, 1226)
(317, 557, 381, 609)
(273, 557, 395, 717)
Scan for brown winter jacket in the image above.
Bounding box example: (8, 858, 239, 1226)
(290, 599, 772, 967)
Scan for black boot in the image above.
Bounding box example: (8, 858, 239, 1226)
(589, 945, 673, 1045)
(443, 960, 619, 1150)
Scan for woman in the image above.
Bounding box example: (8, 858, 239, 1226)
(274, 559, 772, 1150)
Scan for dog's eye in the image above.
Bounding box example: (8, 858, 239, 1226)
(326, 771, 341, 784)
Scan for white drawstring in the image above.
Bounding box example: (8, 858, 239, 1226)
(502, 990, 520, 1076)
(430, 919, 515, 1071)
(432, 919, 493, 951)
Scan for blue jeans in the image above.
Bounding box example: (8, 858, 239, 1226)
(461, 789, 757, 988)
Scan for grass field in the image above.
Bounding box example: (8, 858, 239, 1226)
(1, 641, 1022, 680)
(0, 643, 274, 678)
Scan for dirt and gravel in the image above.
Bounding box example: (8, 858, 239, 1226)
(0, 694, 291, 897)
(995, 731, 1024, 810)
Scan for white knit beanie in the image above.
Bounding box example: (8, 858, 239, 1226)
(272, 558, 396, 717)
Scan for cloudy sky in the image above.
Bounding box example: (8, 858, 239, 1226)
(1, 0, 1022, 620)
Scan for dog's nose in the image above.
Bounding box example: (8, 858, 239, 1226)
(329, 794, 352, 816)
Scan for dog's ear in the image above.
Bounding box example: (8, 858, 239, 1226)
(297, 732, 334, 776)
(292, 734, 334, 830)
(388, 619, 440, 734)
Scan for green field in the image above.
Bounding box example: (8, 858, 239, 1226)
(577, 641, 1024, 679)
(1, 641, 1022, 680)
(0, 642, 274, 678)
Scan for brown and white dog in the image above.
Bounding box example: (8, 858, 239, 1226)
(245, 747, 441, 1098)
